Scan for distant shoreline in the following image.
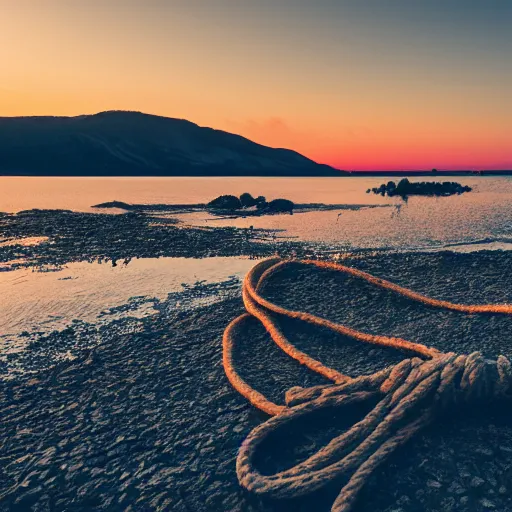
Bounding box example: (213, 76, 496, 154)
(346, 170, 512, 176)
(1, 170, 511, 177)
(0, 112, 509, 178)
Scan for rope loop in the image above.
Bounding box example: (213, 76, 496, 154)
(223, 258, 512, 512)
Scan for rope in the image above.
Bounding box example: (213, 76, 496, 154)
(222, 258, 512, 512)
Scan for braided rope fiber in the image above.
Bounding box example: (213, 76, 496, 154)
(222, 258, 512, 512)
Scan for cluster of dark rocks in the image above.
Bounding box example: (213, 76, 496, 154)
(367, 178, 472, 198)
(207, 193, 295, 214)
(93, 194, 296, 216)
(92, 197, 376, 220)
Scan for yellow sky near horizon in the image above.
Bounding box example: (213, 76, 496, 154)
(1, 1, 510, 170)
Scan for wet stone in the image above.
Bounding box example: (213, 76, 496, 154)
(475, 448, 494, 458)
(470, 477, 486, 489)
(395, 495, 410, 507)
(441, 497, 456, 510)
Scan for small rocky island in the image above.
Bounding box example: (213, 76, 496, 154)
(367, 178, 472, 198)
(94, 193, 297, 216)
(207, 193, 294, 214)
(92, 194, 388, 219)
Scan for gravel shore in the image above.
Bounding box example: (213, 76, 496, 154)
(2, 249, 512, 511)
(0, 209, 305, 271)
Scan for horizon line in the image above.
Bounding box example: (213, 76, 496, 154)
(1, 110, 510, 172)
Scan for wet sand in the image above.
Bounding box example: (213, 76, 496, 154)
(1, 245, 512, 512)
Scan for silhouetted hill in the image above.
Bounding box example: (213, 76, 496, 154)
(0, 111, 344, 177)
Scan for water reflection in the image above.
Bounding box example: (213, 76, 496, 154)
(0, 256, 255, 336)
(0, 236, 49, 247)
(2, 176, 511, 251)
(172, 178, 512, 250)
(0, 176, 394, 212)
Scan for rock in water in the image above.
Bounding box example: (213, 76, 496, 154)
(239, 193, 257, 208)
(92, 201, 134, 210)
(395, 178, 411, 196)
(207, 195, 242, 210)
(369, 179, 472, 198)
(267, 198, 295, 213)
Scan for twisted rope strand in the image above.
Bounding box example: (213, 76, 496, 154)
(223, 258, 512, 512)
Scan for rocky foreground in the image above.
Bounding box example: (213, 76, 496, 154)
(1, 250, 512, 511)
(0, 203, 386, 271)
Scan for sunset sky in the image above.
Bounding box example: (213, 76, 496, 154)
(1, 0, 510, 170)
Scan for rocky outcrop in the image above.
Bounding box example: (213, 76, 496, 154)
(266, 198, 295, 213)
(368, 178, 472, 198)
(207, 195, 242, 210)
(239, 193, 257, 208)
(92, 201, 134, 210)
(208, 194, 294, 215)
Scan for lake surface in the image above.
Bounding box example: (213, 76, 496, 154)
(1, 176, 512, 363)
(0, 256, 255, 334)
(1, 176, 391, 212)
(2, 176, 512, 250)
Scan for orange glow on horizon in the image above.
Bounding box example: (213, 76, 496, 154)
(0, 2, 510, 171)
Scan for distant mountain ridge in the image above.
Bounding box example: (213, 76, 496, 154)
(0, 111, 344, 177)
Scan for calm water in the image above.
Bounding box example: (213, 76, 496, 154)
(0, 256, 255, 334)
(1, 176, 512, 358)
(2, 176, 512, 250)
(0, 176, 390, 212)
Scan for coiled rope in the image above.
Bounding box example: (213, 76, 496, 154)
(223, 258, 512, 512)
